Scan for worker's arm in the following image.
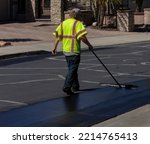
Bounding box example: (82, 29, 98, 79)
(52, 39, 60, 55)
(80, 35, 93, 50)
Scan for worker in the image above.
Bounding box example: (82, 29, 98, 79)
(52, 8, 93, 95)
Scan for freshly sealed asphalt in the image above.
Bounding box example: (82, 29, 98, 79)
(0, 41, 150, 126)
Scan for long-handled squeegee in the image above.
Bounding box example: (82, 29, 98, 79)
(90, 49, 137, 89)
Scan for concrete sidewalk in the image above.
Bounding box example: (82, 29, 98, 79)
(0, 32, 150, 56)
(0, 22, 150, 127)
(93, 104, 150, 127)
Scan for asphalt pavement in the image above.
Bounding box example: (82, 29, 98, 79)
(0, 22, 150, 127)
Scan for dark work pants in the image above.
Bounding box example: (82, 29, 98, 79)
(63, 55, 80, 91)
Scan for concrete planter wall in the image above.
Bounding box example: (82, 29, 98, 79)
(117, 10, 134, 32)
(144, 8, 150, 26)
(134, 12, 144, 25)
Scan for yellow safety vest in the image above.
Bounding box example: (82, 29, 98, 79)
(53, 18, 87, 53)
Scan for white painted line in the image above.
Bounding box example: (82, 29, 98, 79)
(80, 63, 100, 66)
(47, 57, 66, 62)
(93, 53, 132, 57)
(104, 73, 131, 78)
(81, 57, 111, 62)
(96, 51, 148, 57)
(141, 62, 150, 65)
(0, 78, 61, 86)
(80, 63, 136, 67)
(86, 69, 106, 72)
(116, 73, 131, 76)
(106, 64, 137, 66)
(104, 73, 150, 78)
(81, 65, 136, 73)
(131, 51, 146, 55)
(140, 45, 150, 48)
(80, 65, 101, 70)
(0, 100, 27, 106)
(134, 74, 150, 77)
(58, 75, 65, 80)
(0, 73, 59, 76)
(123, 58, 139, 62)
(82, 80, 99, 84)
(48, 52, 146, 60)
(80, 63, 137, 67)
(0, 67, 67, 70)
(81, 58, 99, 62)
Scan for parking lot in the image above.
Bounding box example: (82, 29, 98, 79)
(0, 41, 150, 126)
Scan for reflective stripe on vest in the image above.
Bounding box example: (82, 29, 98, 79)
(60, 23, 63, 40)
(71, 20, 78, 52)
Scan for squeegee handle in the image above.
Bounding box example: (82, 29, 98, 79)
(90, 49, 122, 88)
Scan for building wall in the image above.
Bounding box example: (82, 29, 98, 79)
(0, 0, 10, 21)
(0, 0, 36, 22)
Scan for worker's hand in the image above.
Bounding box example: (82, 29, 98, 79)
(52, 49, 57, 55)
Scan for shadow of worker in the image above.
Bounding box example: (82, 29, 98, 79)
(63, 95, 79, 112)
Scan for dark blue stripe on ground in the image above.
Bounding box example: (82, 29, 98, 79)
(0, 79, 150, 127)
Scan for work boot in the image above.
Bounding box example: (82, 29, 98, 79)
(63, 87, 75, 95)
(71, 87, 80, 92)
